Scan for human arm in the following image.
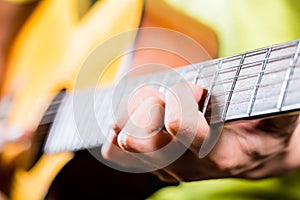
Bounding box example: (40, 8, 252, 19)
(102, 83, 300, 182)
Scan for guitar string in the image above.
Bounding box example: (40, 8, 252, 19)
(43, 73, 300, 149)
(1, 62, 298, 122)
(186, 53, 295, 82)
(188, 41, 298, 74)
(205, 76, 300, 114)
(44, 80, 300, 152)
(39, 74, 300, 126)
(0, 41, 299, 123)
(2, 63, 299, 124)
(44, 41, 300, 151)
(2, 42, 295, 113)
(212, 66, 288, 87)
(159, 43, 296, 82)
(180, 41, 297, 72)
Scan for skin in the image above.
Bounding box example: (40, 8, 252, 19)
(102, 83, 300, 183)
(1, 0, 299, 190)
(100, 0, 300, 183)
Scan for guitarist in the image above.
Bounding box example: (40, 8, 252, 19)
(0, 0, 300, 199)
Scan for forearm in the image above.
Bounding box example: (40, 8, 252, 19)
(283, 118, 300, 171)
(239, 116, 300, 179)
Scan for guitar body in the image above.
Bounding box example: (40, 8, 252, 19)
(0, 0, 218, 199)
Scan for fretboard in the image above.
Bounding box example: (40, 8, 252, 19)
(44, 39, 300, 153)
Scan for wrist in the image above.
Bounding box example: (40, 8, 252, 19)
(283, 121, 300, 171)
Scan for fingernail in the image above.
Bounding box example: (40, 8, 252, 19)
(117, 133, 128, 149)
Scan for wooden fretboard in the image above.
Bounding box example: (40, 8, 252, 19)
(44, 39, 300, 153)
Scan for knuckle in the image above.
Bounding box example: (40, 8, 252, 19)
(165, 118, 181, 134)
(208, 155, 239, 174)
(145, 96, 164, 105)
(214, 158, 236, 172)
(101, 146, 114, 161)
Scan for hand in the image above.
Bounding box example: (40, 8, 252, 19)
(102, 82, 300, 182)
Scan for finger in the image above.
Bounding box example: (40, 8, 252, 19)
(116, 95, 196, 172)
(117, 96, 171, 153)
(164, 82, 210, 154)
(101, 130, 155, 171)
(113, 85, 164, 131)
(104, 88, 167, 171)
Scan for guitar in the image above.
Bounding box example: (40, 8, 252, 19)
(1, 0, 300, 199)
(0, 0, 218, 199)
(41, 38, 300, 152)
(9, 37, 300, 199)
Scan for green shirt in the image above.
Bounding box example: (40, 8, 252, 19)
(166, 0, 300, 57)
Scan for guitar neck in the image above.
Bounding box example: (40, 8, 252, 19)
(43, 39, 300, 153)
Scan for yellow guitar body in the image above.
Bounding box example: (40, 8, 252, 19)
(0, 0, 217, 199)
(2, 0, 143, 199)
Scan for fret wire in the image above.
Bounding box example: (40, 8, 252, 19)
(213, 65, 288, 87)
(7, 41, 299, 123)
(196, 60, 219, 71)
(206, 87, 300, 119)
(276, 41, 300, 111)
(192, 63, 204, 84)
(221, 54, 246, 120)
(199, 77, 296, 111)
(212, 79, 284, 100)
(34, 62, 295, 123)
(196, 53, 294, 82)
(192, 75, 199, 85)
(42, 39, 300, 153)
(49, 83, 300, 135)
(247, 48, 272, 116)
(51, 84, 296, 127)
(3, 41, 299, 120)
(26, 56, 298, 126)
(3, 51, 296, 121)
(179, 65, 198, 82)
(202, 59, 222, 115)
(219, 53, 293, 74)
